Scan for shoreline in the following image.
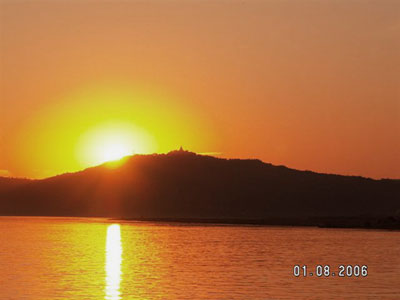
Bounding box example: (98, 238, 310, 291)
(114, 216, 400, 230)
(1, 215, 399, 230)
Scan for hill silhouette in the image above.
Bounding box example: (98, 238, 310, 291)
(1, 150, 399, 228)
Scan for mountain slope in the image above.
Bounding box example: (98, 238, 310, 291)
(0, 151, 399, 224)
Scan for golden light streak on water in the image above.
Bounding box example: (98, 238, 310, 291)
(105, 224, 122, 300)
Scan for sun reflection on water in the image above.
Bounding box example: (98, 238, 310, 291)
(105, 224, 122, 300)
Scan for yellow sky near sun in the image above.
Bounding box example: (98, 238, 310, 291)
(0, 0, 399, 179)
(3, 86, 213, 177)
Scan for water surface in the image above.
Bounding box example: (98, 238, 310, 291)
(0, 217, 399, 299)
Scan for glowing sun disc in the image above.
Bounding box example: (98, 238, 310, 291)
(96, 138, 134, 164)
(77, 122, 155, 167)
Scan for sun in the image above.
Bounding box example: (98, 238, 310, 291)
(77, 122, 156, 167)
(96, 137, 134, 164)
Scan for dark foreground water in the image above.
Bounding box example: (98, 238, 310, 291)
(0, 217, 399, 299)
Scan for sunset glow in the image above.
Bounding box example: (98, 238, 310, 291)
(1, 86, 212, 178)
(77, 122, 147, 166)
(1, 1, 400, 299)
(0, 1, 399, 179)
(97, 143, 132, 164)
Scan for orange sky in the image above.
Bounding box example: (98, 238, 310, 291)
(0, 0, 399, 179)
